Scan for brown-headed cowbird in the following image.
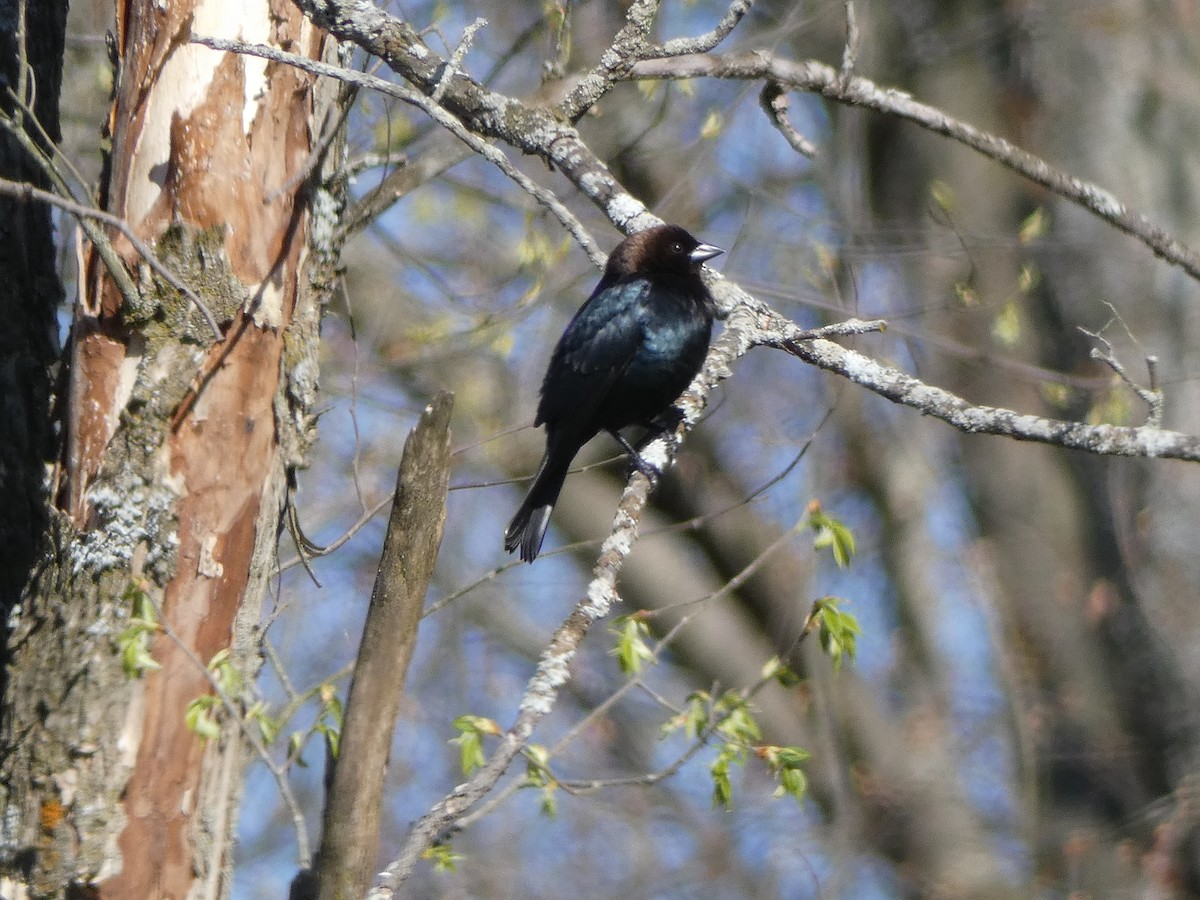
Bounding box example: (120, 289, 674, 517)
(504, 224, 723, 562)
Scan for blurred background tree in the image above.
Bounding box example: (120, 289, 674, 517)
(8, 0, 1200, 897)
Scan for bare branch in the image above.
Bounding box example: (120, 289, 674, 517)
(555, 0, 657, 123)
(654, 0, 755, 58)
(839, 1, 859, 85)
(0, 175, 222, 340)
(339, 140, 473, 238)
(431, 17, 487, 103)
(1078, 327, 1165, 428)
(555, 0, 753, 122)
(759, 82, 817, 158)
(0, 108, 142, 321)
(191, 34, 606, 268)
(631, 52, 1200, 284)
(289, 0, 660, 234)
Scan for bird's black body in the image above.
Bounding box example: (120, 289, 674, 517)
(504, 225, 722, 562)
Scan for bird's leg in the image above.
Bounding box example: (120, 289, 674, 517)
(636, 407, 683, 450)
(607, 429, 660, 484)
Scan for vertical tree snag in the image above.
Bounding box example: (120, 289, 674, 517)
(0, 0, 344, 894)
(313, 393, 453, 900)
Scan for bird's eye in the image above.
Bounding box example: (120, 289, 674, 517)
(671, 242, 684, 254)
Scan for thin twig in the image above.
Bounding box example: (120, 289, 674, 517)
(191, 33, 604, 269)
(147, 597, 311, 866)
(0, 110, 143, 315)
(1077, 326, 1164, 427)
(0, 175, 223, 340)
(653, 0, 755, 59)
(839, 1, 859, 85)
(432, 18, 487, 103)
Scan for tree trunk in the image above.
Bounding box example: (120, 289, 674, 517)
(0, 0, 66, 663)
(0, 1, 345, 894)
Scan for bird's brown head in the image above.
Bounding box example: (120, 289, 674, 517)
(606, 224, 724, 279)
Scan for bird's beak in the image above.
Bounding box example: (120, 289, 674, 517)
(690, 242, 724, 265)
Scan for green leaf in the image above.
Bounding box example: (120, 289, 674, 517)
(660, 690, 710, 739)
(808, 506, 857, 569)
(248, 703, 279, 745)
(954, 280, 979, 307)
(759, 744, 811, 770)
(540, 783, 559, 819)
(710, 748, 734, 809)
(1087, 385, 1133, 427)
(288, 731, 307, 766)
(1016, 262, 1040, 295)
(700, 109, 724, 140)
(451, 715, 498, 775)
(636, 79, 661, 100)
(422, 842, 463, 873)
(610, 615, 656, 675)
(930, 179, 956, 214)
(760, 656, 783, 681)
(320, 685, 344, 725)
(317, 722, 340, 760)
(523, 744, 551, 788)
(774, 765, 808, 804)
(775, 663, 802, 688)
(813, 597, 862, 671)
(454, 730, 484, 775)
(208, 648, 242, 696)
(991, 300, 1022, 346)
(1018, 207, 1048, 244)
(758, 744, 812, 804)
(759, 657, 802, 687)
(453, 714, 500, 735)
(1039, 380, 1073, 410)
(185, 696, 221, 741)
(683, 691, 710, 739)
(117, 581, 161, 678)
(715, 693, 761, 744)
(119, 627, 161, 678)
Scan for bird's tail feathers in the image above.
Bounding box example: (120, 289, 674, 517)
(504, 503, 554, 563)
(504, 453, 570, 563)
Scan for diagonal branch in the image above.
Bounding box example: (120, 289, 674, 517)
(288, 0, 661, 234)
(631, 52, 1200, 284)
(654, 0, 754, 58)
(706, 278, 1200, 460)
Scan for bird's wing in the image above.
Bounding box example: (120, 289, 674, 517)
(535, 278, 648, 430)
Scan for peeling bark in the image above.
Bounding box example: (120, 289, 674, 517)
(0, 0, 346, 895)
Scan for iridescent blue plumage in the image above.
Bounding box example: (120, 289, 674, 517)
(504, 225, 722, 562)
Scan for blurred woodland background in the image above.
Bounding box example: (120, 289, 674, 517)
(11, 0, 1200, 897)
